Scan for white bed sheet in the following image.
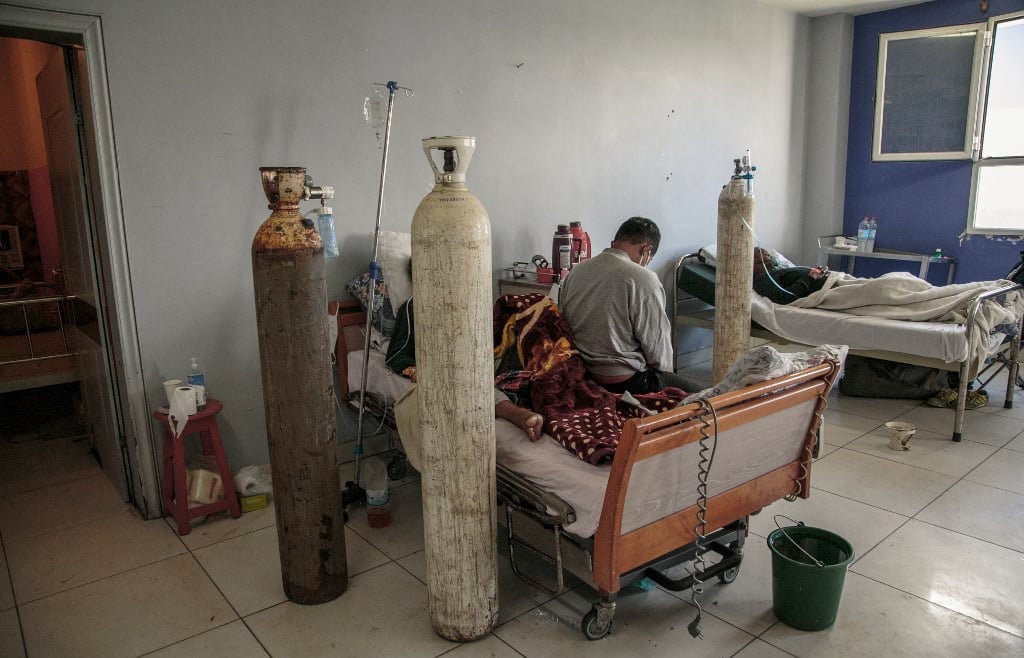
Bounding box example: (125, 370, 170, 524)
(347, 348, 609, 537)
(751, 294, 973, 364)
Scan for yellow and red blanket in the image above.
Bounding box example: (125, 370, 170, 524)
(493, 293, 686, 464)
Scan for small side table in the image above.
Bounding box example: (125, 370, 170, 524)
(153, 398, 241, 535)
(817, 235, 957, 284)
(497, 272, 557, 299)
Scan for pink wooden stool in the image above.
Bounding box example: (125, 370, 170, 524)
(152, 398, 241, 535)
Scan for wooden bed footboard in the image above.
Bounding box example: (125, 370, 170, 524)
(591, 360, 839, 595)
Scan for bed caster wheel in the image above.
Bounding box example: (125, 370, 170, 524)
(717, 564, 740, 584)
(387, 455, 407, 481)
(581, 607, 613, 641)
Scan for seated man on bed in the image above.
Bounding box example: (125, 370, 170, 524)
(559, 216, 688, 394)
(385, 293, 546, 441)
(752, 247, 830, 305)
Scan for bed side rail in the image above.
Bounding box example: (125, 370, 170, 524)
(0, 293, 78, 366)
(331, 299, 366, 399)
(671, 252, 702, 370)
(591, 360, 838, 594)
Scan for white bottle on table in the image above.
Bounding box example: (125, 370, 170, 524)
(856, 217, 871, 252)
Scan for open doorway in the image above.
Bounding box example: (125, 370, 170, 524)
(0, 6, 159, 518)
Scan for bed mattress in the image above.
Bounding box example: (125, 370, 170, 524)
(750, 295, 990, 364)
(347, 348, 609, 537)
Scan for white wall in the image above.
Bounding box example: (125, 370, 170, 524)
(801, 12, 853, 263)
(8, 0, 811, 467)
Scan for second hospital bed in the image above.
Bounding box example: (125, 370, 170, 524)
(673, 253, 1023, 442)
(333, 298, 840, 640)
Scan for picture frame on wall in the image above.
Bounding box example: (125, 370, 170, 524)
(0, 224, 24, 269)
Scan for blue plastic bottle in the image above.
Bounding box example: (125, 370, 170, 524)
(187, 356, 205, 387)
(317, 206, 339, 258)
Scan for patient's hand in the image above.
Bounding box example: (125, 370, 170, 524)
(403, 366, 417, 382)
(495, 400, 545, 441)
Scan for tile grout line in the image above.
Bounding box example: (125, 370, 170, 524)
(11, 551, 190, 608)
(0, 530, 29, 658)
(181, 532, 274, 657)
(848, 569, 1024, 641)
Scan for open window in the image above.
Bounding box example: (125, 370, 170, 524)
(872, 24, 985, 161)
(967, 12, 1024, 235)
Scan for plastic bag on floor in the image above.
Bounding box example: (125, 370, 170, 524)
(233, 464, 273, 496)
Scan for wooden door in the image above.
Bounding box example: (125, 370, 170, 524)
(36, 47, 129, 500)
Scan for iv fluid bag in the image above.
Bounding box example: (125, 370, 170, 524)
(363, 93, 386, 129)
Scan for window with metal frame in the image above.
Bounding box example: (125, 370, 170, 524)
(872, 24, 985, 162)
(967, 11, 1024, 235)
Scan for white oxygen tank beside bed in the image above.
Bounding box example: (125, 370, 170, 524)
(411, 136, 497, 641)
(713, 153, 756, 382)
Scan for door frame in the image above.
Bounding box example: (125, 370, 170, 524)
(1, 4, 161, 518)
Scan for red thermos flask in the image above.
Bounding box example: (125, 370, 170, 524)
(570, 221, 591, 264)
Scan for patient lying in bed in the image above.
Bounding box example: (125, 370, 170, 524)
(386, 295, 546, 441)
(752, 247, 829, 305)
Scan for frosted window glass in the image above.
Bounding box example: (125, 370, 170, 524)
(981, 17, 1024, 158)
(973, 164, 1024, 232)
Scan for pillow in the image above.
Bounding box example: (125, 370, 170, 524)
(379, 230, 412, 311)
(697, 244, 796, 270)
(681, 344, 847, 405)
(345, 272, 395, 339)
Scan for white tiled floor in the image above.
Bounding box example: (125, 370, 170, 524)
(1, 375, 1023, 657)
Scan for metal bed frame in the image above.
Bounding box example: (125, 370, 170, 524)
(671, 252, 1023, 442)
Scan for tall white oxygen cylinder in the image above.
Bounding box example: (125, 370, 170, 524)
(713, 161, 756, 383)
(411, 136, 497, 641)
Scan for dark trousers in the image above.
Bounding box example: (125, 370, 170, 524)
(598, 369, 693, 395)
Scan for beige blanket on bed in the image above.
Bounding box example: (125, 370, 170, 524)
(789, 272, 1022, 374)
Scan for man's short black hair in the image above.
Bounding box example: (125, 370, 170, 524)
(614, 217, 661, 255)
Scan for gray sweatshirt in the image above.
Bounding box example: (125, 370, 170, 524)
(559, 248, 673, 377)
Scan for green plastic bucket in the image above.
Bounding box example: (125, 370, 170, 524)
(767, 523, 854, 631)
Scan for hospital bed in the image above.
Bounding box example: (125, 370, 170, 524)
(672, 253, 1023, 442)
(0, 286, 79, 393)
(333, 297, 839, 640)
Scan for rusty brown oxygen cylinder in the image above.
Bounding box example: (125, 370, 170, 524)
(412, 137, 497, 641)
(252, 166, 346, 603)
(713, 153, 756, 383)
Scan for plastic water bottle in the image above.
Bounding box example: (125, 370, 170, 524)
(316, 206, 339, 258)
(363, 455, 391, 528)
(866, 217, 877, 252)
(856, 218, 872, 254)
(186, 357, 205, 387)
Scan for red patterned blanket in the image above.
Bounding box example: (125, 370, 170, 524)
(493, 293, 686, 464)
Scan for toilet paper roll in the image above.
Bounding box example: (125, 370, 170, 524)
(174, 386, 198, 415)
(168, 386, 197, 437)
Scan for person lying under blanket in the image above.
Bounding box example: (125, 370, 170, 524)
(752, 246, 829, 305)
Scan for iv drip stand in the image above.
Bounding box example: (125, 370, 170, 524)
(344, 81, 412, 509)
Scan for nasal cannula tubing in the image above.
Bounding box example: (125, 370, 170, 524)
(737, 214, 822, 299)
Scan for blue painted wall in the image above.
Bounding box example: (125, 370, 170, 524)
(844, 0, 1023, 283)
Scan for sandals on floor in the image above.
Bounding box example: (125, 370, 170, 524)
(963, 390, 989, 410)
(926, 388, 988, 410)
(927, 388, 957, 408)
